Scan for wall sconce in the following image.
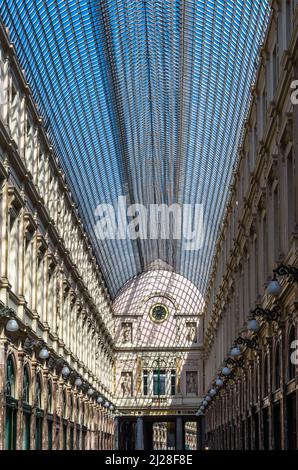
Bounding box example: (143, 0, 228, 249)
(215, 377, 223, 387)
(23, 337, 50, 359)
(39, 347, 50, 360)
(267, 264, 298, 297)
(75, 377, 83, 388)
(0, 306, 19, 332)
(61, 365, 71, 377)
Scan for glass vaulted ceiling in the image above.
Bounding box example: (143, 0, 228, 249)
(1, 0, 270, 299)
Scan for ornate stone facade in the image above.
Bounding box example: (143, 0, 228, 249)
(202, 0, 298, 450)
(0, 21, 115, 450)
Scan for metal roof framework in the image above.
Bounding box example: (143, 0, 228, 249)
(1, 0, 270, 299)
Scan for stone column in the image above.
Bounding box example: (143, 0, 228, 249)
(175, 416, 183, 450)
(135, 417, 144, 450)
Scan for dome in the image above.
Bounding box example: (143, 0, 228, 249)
(113, 264, 204, 316)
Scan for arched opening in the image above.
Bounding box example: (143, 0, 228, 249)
(275, 343, 281, 390)
(5, 355, 17, 450)
(22, 365, 31, 450)
(35, 373, 43, 450)
(47, 379, 53, 450)
(287, 325, 297, 449)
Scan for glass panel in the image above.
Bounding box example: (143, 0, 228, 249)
(23, 413, 31, 450)
(5, 407, 17, 450)
(6, 356, 16, 398)
(153, 370, 166, 396)
(35, 417, 43, 450)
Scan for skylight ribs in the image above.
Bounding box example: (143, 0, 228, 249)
(1, 0, 270, 298)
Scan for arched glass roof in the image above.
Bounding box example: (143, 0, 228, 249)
(1, 0, 270, 299)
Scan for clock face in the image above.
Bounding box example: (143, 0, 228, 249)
(150, 304, 168, 323)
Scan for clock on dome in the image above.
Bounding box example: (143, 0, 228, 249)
(149, 304, 169, 324)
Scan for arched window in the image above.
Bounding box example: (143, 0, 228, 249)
(275, 344, 281, 390)
(288, 325, 296, 381)
(6, 355, 16, 398)
(5, 355, 17, 450)
(22, 366, 30, 404)
(35, 374, 43, 450)
(47, 380, 53, 413)
(35, 374, 42, 409)
(22, 365, 31, 450)
(263, 355, 269, 397)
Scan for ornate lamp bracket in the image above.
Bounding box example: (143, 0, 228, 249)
(234, 336, 258, 350)
(274, 264, 298, 283)
(251, 304, 280, 323)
